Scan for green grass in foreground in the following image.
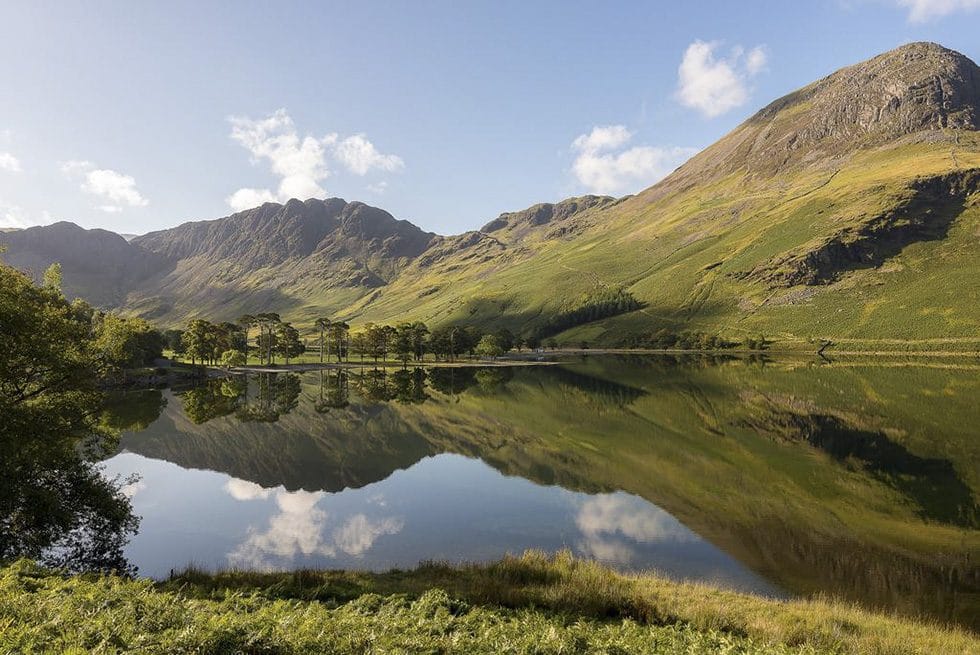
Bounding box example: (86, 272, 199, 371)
(3, 553, 978, 654)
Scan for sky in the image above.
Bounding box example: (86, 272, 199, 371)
(0, 0, 978, 236)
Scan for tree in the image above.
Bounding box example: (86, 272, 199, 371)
(276, 322, 304, 365)
(255, 313, 281, 364)
(42, 262, 62, 291)
(330, 321, 350, 362)
(407, 321, 429, 361)
(220, 349, 246, 368)
(182, 319, 212, 366)
(0, 262, 138, 572)
(394, 323, 415, 366)
(494, 328, 515, 353)
(162, 329, 185, 356)
(92, 313, 164, 375)
(546, 338, 558, 350)
(238, 315, 255, 362)
(315, 317, 331, 364)
(475, 334, 504, 359)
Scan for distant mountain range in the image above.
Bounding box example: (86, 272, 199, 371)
(3, 42, 979, 343)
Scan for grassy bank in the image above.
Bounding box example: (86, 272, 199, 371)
(3, 553, 977, 654)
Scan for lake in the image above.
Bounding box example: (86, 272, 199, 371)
(98, 355, 980, 630)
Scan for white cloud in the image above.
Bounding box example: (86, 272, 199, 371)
(225, 478, 274, 501)
(572, 125, 632, 153)
(61, 160, 149, 213)
(225, 481, 404, 569)
(0, 204, 32, 229)
(0, 202, 55, 229)
(226, 188, 279, 212)
(0, 152, 22, 173)
(226, 109, 403, 211)
(575, 493, 695, 565)
(745, 46, 768, 75)
(676, 40, 768, 118)
(332, 513, 404, 557)
(571, 125, 697, 195)
(335, 134, 404, 176)
(366, 181, 389, 195)
(895, 0, 980, 21)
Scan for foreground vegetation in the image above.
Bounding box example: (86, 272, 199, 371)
(3, 552, 977, 654)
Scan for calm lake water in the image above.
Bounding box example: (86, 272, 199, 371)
(99, 356, 980, 630)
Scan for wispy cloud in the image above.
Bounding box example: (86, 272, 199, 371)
(226, 109, 403, 212)
(0, 152, 22, 173)
(0, 202, 54, 229)
(894, 0, 980, 21)
(571, 125, 696, 195)
(676, 40, 768, 118)
(335, 134, 404, 176)
(61, 160, 149, 213)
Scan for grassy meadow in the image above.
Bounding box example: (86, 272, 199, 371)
(4, 553, 979, 654)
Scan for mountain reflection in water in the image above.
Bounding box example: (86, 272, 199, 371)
(96, 356, 980, 630)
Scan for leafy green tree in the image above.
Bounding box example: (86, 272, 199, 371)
(494, 328, 515, 353)
(276, 322, 304, 364)
(42, 262, 62, 291)
(182, 319, 213, 365)
(475, 334, 503, 359)
(0, 262, 137, 572)
(255, 313, 281, 364)
(410, 321, 429, 361)
(394, 323, 415, 365)
(92, 313, 164, 375)
(220, 349, 246, 368)
(162, 329, 185, 356)
(315, 317, 331, 363)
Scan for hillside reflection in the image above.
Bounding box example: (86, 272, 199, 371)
(109, 357, 980, 630)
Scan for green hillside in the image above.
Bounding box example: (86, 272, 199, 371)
(4, 43, 979, 348)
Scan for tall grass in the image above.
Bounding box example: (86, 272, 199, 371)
(4, 553, 976, 654)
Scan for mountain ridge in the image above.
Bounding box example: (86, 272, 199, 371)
(3, 42, 980, 343)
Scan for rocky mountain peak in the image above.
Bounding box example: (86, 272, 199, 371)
(652, 42, 980, 188)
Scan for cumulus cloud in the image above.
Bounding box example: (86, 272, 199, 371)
(676, 40, 768, 118)
(61, 160, 149, 212)
(575, 493, 695, 565)
(332, 514, 404, 557)
(0, 152, 22, 173)
(895, 0, 980, 21)
(335, 134, 404, 176)
(226, 109, 403, 211)
(571, 125, 697, 195)
(225, 478, 274, 501)
(226, 482, 404, 569)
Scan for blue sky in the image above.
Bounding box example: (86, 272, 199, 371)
(0, 1, 978, 235)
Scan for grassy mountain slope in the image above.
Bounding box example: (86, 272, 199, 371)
(3, 43, 978, 346)
(344, 42, 980, 345)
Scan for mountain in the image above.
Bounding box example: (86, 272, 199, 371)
(3, 42, 979, 345)
(0, 221, 171, 306)
(341, 42, 980, 344)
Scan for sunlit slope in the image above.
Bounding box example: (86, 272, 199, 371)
(346, 136, 980, 344)
(342, 43, 980, 344)
(107, 42, 980, 345)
